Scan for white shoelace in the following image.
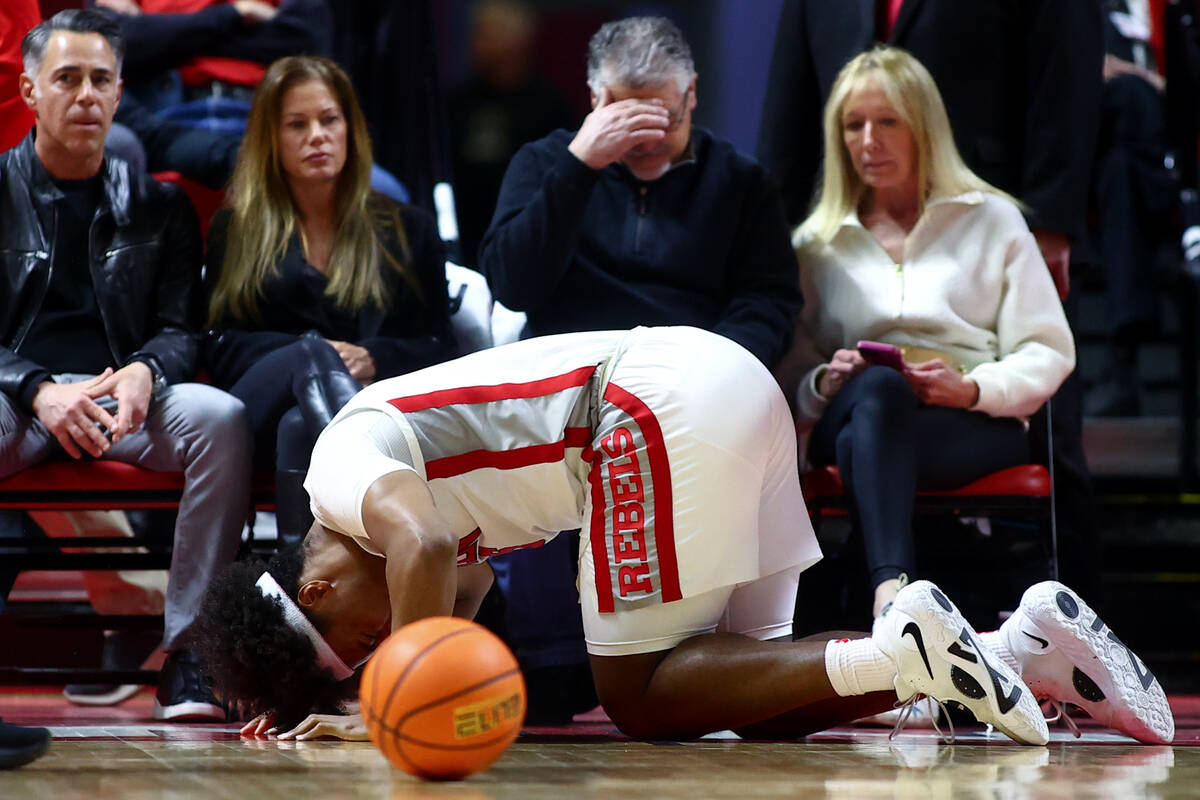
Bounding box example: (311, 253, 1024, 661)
(888, 693, 955, 744)
(1042, 699, 1082, 738)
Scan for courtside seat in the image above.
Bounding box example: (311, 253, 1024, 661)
(0, 461, 275, 573)
(446, 262, 494, 355)
(802, 463, 1057, 577)
(0, 461, 190, 511)
(491, 300, 527, 347)
(803, 464, 1050, 512)
(0, 461, 275, 512)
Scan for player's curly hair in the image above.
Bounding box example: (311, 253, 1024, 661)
(195, 543, 358, 729)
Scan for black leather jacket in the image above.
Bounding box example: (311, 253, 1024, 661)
(0, 133, 203, 407)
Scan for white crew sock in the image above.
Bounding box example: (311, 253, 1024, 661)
(980, 628, 1023, 675)
(824, 638, 897, 697)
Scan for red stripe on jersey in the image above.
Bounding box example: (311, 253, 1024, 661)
(588, 457, 614, 613)
(424, 427, 593, 479)
(602, 382, 682, 603)
(387, 365, 597, 413)
(564, 427, 592, 449)
(426, 441, 563, 480)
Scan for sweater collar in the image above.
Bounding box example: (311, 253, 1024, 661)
(837, 190, 989, 232)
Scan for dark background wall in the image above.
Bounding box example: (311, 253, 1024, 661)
(434, 0, 787, 156)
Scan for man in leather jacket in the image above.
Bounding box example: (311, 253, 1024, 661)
(0, 9, 252, 721)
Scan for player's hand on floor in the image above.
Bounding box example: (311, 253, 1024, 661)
(276, 712, 368, 741)
(240, 711, 278, 737)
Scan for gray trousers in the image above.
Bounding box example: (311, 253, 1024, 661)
(0, 379, 252, 651)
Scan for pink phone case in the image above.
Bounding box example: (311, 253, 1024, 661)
(857, 340, 905, 370)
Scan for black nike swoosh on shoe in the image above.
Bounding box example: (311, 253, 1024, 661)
(983, 657, 1023, 715)
(952, 628, 1023, 715)
(902, 621, 935, 680)
(1022, 630, 1050, 649)
(1107, 629, 1157, 690)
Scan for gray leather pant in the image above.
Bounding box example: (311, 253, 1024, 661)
(0, 378, 252, 651)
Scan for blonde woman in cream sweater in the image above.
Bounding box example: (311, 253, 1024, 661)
(792, 46, 1074, 619)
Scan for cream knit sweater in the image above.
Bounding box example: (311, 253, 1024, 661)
(793, 191, 1075, 428)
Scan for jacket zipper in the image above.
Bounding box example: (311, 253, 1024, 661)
(634, 185, 648, 254)
(90, 212, 123, 365)
(102, 242, 146, 259)
(11, 207, 58, 352)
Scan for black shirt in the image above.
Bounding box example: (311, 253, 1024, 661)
(21, 175, 117, 374)
(203, 197, 457, 388)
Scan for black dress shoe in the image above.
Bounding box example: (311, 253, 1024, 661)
(0, 719, 50, 769)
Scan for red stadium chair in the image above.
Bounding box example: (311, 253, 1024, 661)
(802, 462, 1058, 580)
(0, 460, 275, 570)
(0, 461, 275, 565)
(0, 462, 275, 685)
(152, 170, 225, 240)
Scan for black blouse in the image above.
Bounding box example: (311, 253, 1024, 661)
(203, 195, 456, 388)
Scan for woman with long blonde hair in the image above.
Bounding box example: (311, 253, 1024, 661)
(791, 46, 1074, 618)
(204, 56, 454, 545)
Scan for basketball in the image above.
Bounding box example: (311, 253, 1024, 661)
(359, 617, 526, 780)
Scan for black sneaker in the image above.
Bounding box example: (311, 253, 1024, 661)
(0, 719, 50, 769)
(152, 650, 224, 722)
(63, 684, 141, 706)
(64, 629, 160, 707)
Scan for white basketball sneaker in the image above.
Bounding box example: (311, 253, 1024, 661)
(873, 580, 1048, 746)
(1000, 581, 1175, 744)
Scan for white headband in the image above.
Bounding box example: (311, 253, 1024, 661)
(255, 572, 355, 682)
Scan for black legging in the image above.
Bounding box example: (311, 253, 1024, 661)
(227, 336, 355, 471)
(807, 366, 1030, 587)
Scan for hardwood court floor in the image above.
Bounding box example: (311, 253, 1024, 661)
(3, 690, 1199, 799)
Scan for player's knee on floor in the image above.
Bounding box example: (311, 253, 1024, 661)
(588, 649, 699, 740)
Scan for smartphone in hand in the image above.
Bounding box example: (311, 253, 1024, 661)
(856, 340, 906, 370)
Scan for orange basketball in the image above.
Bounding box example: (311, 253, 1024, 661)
(359, 617, 526, 780)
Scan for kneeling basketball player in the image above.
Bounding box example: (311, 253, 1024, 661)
(197, 326, 1174, 746)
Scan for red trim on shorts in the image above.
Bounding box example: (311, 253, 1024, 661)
(602, 382, 682, 603)
(588, 458, 614, 613)
(387, 366, 597, 413)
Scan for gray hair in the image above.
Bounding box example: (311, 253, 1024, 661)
(586, 16, 694, 94)
(22, 9, 125, 77)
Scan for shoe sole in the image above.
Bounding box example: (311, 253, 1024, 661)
(1019, 581, 1174, 744)
(63, 684, 142, 707)
(152, 700, 225, 722)
(891, 581, 1048, 746)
